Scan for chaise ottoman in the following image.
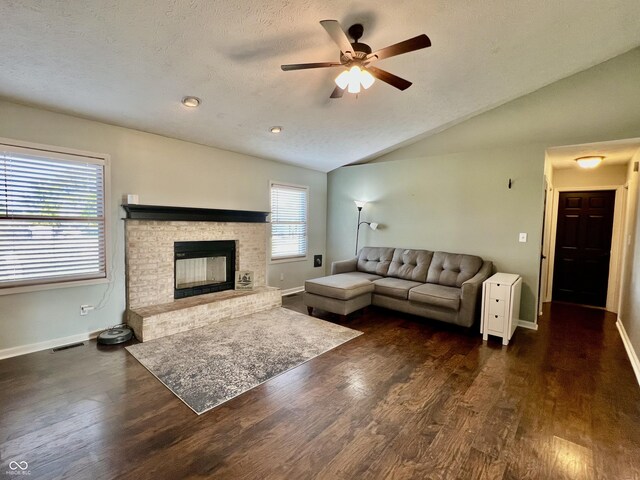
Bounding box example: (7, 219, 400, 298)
(304, 272, 376, 317)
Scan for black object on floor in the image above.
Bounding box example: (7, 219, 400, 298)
(98, 326, 133, 345)
(52, 342, 84, 352)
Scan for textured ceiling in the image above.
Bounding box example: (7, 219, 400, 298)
(1, 1, 639, 172)
(548, 139, 640, 170)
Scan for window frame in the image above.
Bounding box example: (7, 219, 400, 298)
(269, 180, 309, 264)
(0, 137, 111, 296)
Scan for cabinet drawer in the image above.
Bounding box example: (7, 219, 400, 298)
(489, 298, 505, 317)
(488, 313, 504, 332)
(489, 283, 509, 300)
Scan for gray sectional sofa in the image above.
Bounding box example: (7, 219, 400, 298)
(304, 247, 493, 328)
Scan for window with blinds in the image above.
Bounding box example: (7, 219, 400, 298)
(270, 182, 308, 261)
(0, 143, 108, 289)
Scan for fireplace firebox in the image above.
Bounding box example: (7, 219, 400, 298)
(174, 240, 236, 299)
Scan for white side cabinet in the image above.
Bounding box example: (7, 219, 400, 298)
(481, 273, 522, 346)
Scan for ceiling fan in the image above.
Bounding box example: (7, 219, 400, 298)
(281, 20, 431, 98)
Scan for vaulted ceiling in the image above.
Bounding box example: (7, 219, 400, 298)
(1, 1, 639, 172)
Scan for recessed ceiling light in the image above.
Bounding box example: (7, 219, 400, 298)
(575, 156, 604, 169)
(181, 96, 201, 108)
(270, 126, 283, 134)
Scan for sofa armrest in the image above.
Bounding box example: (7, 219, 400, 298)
(458, 261, 493, 327)
(331, 258, 357, 275)
(461, 261, 493, 299)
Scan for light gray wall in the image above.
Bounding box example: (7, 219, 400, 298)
(327, 47, 640, 324)
(328, 147, 544, 322)
(620, 148, 640, 352)
(0, 100, 326, 351)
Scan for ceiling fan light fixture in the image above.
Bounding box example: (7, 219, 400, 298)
(335, 70, 350, 89)
(282, 20, 430, 99)
(335, 66, 375, 94)
(348, 67, 361, 94)
(360, 69, 375, 89)
(575, 156, 604, 169)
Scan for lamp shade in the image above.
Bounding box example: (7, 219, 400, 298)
(335, 70, 350, 90)
(354, 200, 367, 209)
(369, 222, 379, 230)
(360, 69, 375, 89)
(347, 66, 361, 94)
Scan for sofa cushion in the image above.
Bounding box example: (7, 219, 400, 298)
(372, 277, 423, 300)
(346, 271, 383, 282)
(426, 252, 483, 287)
(409, 283, 461, 310)
(357, 247, 395, 276)
(387, 248, 433, 282)
(305, 273, 375, 301)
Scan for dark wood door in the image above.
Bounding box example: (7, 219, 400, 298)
(552, 190, 615, 307)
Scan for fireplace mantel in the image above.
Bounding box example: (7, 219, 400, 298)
(122, 204, 269, 223)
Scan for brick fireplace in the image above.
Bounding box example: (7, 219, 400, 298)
(123, 205, 281, 341)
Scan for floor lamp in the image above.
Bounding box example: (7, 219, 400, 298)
(354, 201, 378, 255)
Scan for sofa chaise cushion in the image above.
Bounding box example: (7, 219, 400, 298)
(426, 252, 484, 287)
(372, 277, 423, 300)
(305, 273, 376, 301)
(409, 283, 462, 310)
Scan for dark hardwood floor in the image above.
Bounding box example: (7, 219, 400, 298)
(1, 297, 639, 479)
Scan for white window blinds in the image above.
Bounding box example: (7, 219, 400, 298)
(0, 147, 107, 289)
(271, 182, 308, 260)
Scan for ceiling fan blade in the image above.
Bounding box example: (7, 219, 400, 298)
(320, 20, 354, 60)
(330, 86, 345, 99)
(281, 62, 342, 71)
(366, 34, 431, 62)
(367, 66, 412, 91)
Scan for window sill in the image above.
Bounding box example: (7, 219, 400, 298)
(269, 256, 308, 265)
(0, 277, 110, 296)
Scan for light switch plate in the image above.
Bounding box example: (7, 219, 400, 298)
(519, 233, 527, 243)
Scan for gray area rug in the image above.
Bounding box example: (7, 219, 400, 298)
(126, 307, 362, 414)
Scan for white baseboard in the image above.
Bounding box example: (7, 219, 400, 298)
(0, 329, 103, 361)
(616, 318, 640, 388)
(518, 320, 539, 331)
(281, 286, 304, 296)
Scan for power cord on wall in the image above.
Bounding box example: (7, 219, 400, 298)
(94, 216, 123, 312)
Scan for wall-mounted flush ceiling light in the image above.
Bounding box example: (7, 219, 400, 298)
(181, 96, 201, 108)
(575, 156, 604, 169)
(270, 126, 283, 134)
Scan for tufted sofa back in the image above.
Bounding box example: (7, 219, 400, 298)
(356, 247, 395, 276)
(387, 248, 433, 282)
(426, 251, 483, 287)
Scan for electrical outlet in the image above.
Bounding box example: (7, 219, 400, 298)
(80, 305, 94, 316)
(519, 233, 528, 243)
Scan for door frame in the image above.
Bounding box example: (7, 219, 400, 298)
(538, 175, 554, 315)
(546, 185, 626, 312)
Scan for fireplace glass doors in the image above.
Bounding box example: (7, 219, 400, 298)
(174, 240, 235, 299)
